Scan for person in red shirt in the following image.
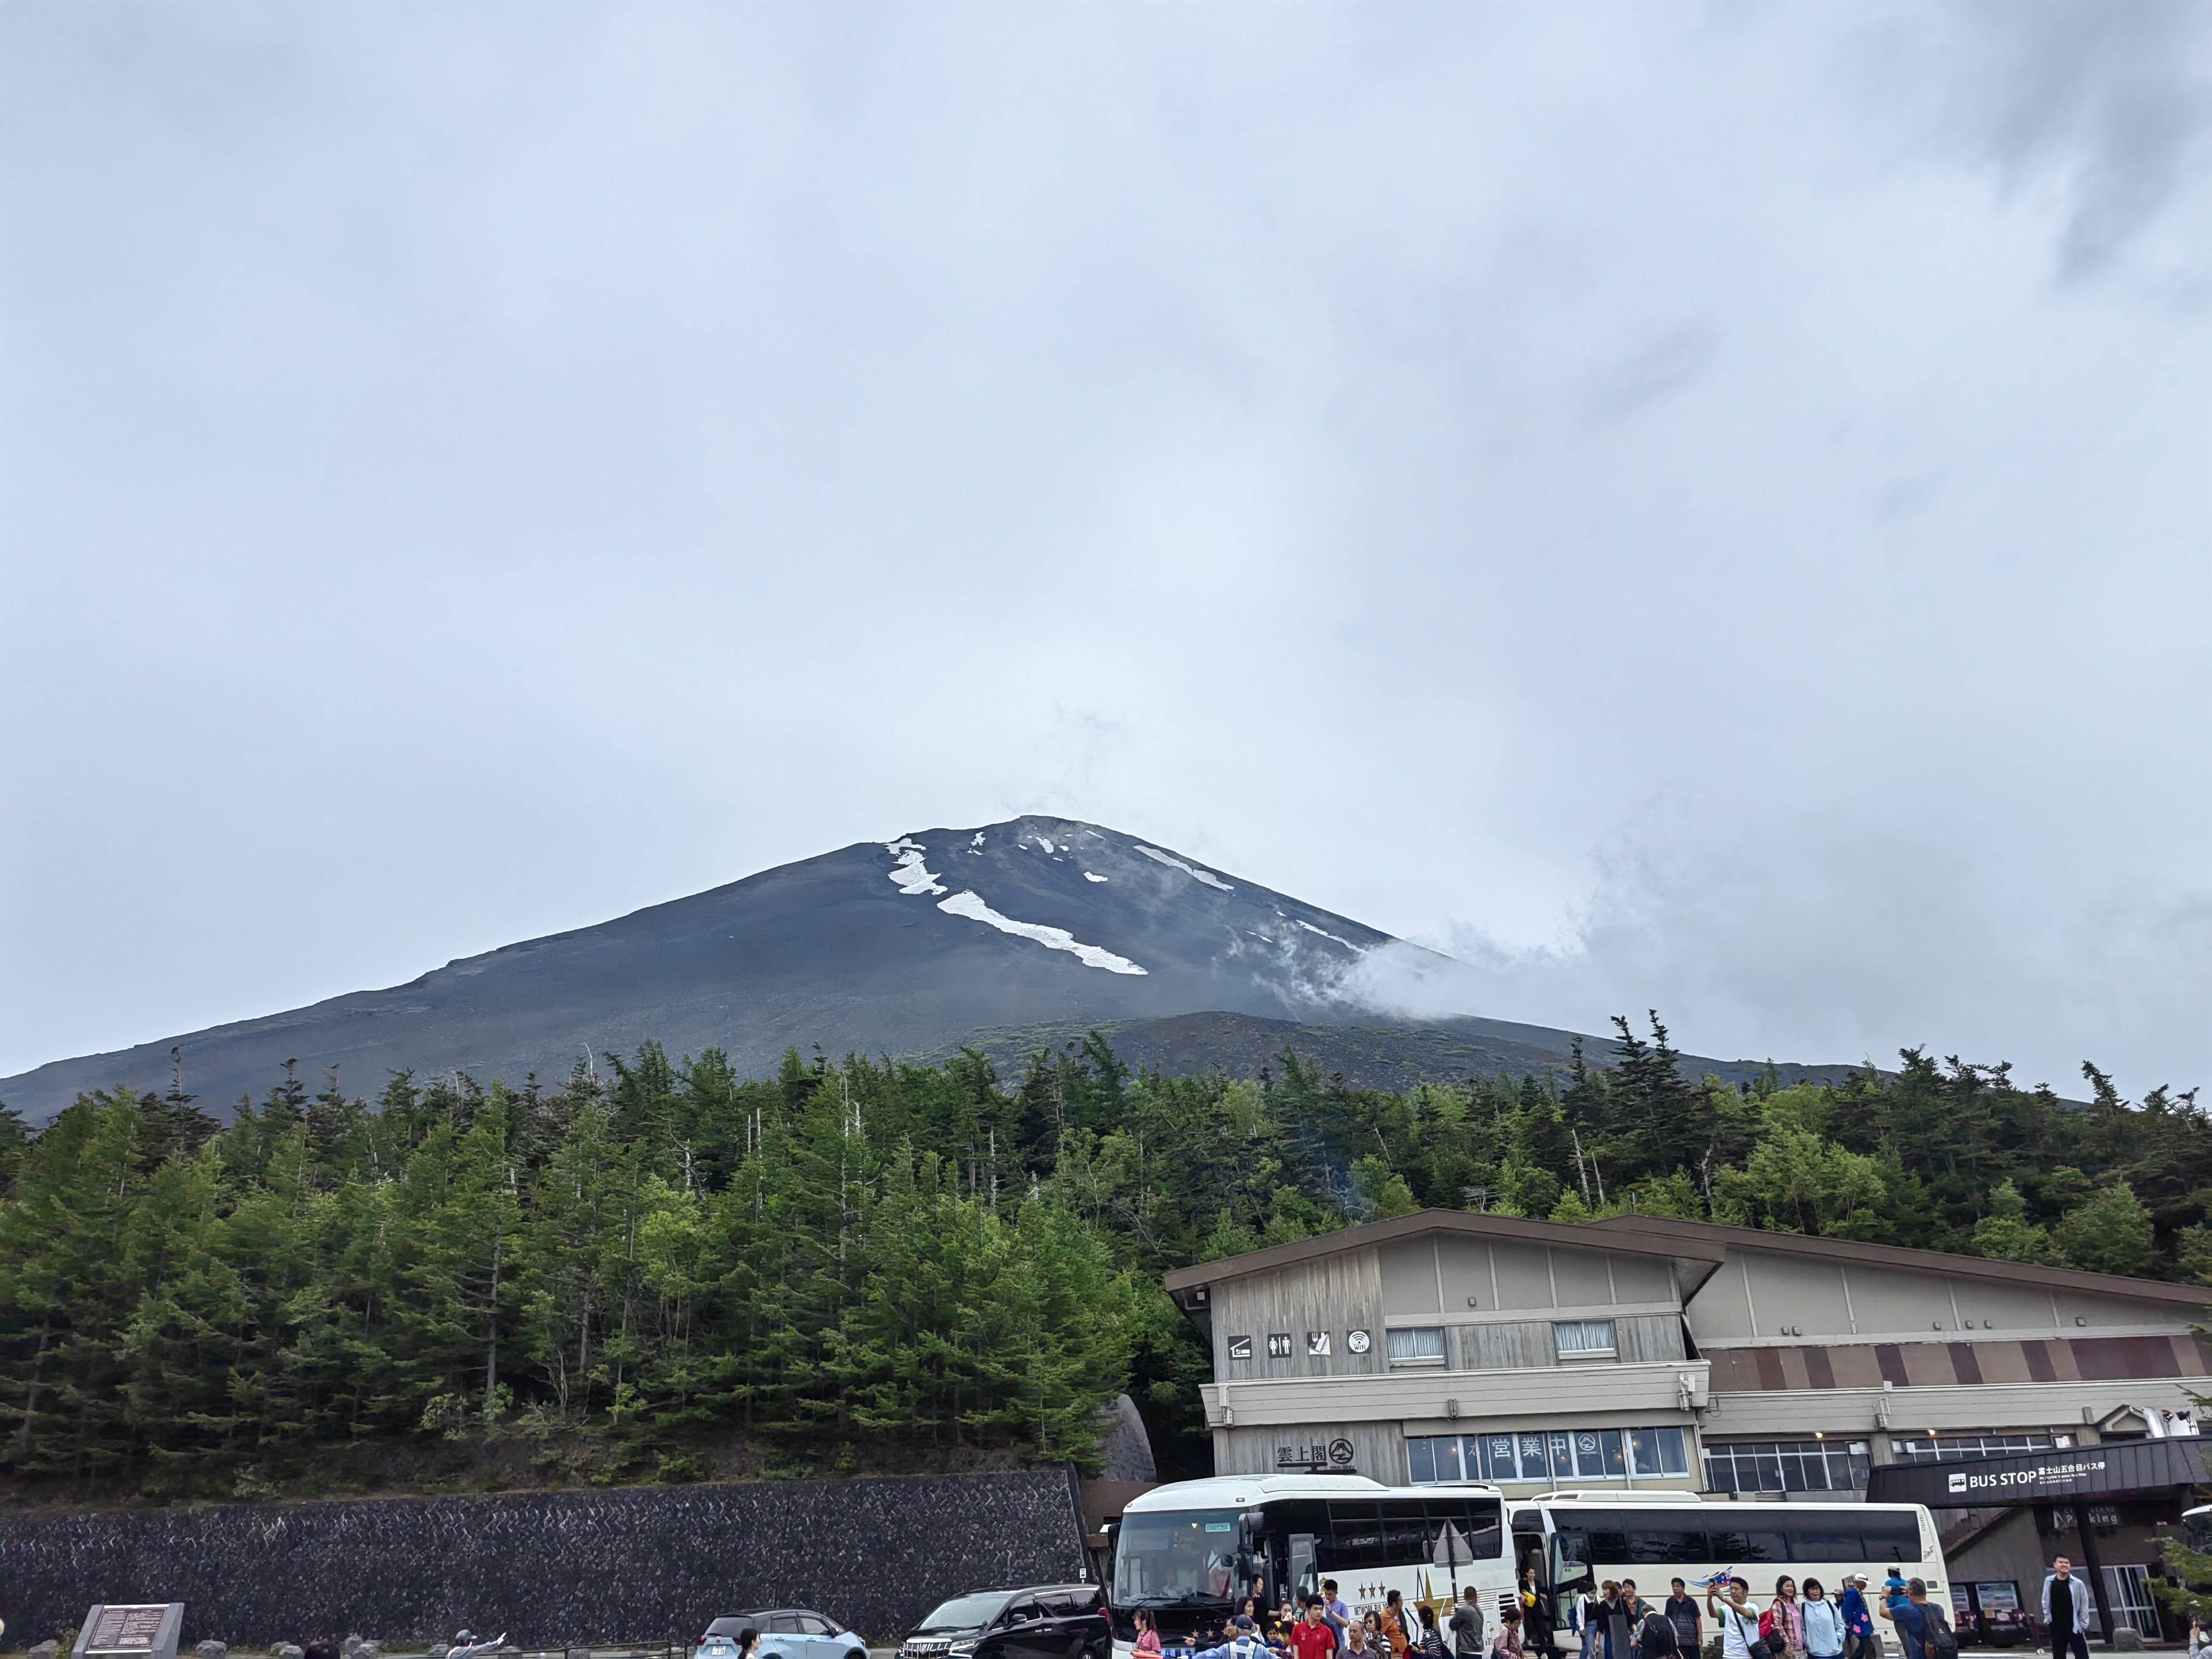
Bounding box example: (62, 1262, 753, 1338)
(1293, 1600, 1341, 1659)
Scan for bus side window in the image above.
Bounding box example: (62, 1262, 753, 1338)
(1708, 1527, 1785, 1563)
(1425, 1499, 1502, 1565)
(1789, 1520, 1864, 1561)
(1862, 1515, 1921, 1562)
(1381, 1501, 1433, 1567)
(1572, 1512, 1628, 1567)
(1290, 1534, 1319, 1599)
(1627, 1522, 1710, 1564)
(1328, 1501, 1388, 1571)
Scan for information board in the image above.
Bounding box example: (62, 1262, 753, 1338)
(71, 1604, 183, 1659)
(86, 1608, 171, 1653)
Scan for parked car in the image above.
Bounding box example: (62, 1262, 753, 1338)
(898, 1585, 1108, 1659)
(704, 1610, 868, 1659)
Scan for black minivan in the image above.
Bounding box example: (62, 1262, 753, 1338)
(899, 1585, 1109, 1659)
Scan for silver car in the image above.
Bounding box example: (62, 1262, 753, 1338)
(704, 1611, 868, 1659)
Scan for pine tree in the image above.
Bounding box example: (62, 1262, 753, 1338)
(2052, 1182, 2156, 1277)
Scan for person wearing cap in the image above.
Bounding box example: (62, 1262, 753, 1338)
(1183, 1616, 1269, 1659)
(1838, 1577, 1874, 1659)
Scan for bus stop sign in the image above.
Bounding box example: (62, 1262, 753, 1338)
(1865, 1436, 2211, 1507)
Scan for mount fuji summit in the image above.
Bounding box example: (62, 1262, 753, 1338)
(1, 818, 1851, 1120)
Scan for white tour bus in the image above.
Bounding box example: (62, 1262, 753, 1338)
(1108, 1474, 1518, 1658)
(1110, 1481, 1946, 1659)
(1512, 1492, 1948, 1654)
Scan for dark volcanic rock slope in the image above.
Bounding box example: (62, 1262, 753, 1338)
(2, 818, 1453, 1118)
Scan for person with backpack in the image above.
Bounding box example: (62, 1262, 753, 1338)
(1798, 1582, 1844, 1659)
(1184, 1616, 1269, 1659)
(1633, 1589, 1680, 1659)
(1917, 1589, 1958, 1659)
(1877, 1579, 1947, 1659)
(1449, 1588, 1487, 1659)
(1418, 1606, 1449, 1659)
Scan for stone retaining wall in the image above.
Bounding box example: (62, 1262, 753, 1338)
(0, 1473, 1089, 1649)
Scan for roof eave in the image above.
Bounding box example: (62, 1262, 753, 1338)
(1584, 1213, 2212, 1309)
(1159, 1207, 1728, 1294)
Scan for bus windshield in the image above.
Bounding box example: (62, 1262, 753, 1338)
(1114, 1508, 1249, 1606)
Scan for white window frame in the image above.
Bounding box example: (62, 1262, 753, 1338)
(1388, 1326, 1447, 1366)
(1553, 1318, 1617, 1359)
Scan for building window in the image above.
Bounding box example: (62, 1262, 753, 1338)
(1554, 1319, 1617, 1358)
(1891, 1433, 2055, 1463)
(1407, 1434, 1466, 1483)
(1702, 1438, 1871, 1493)
(1388, 1327, 1447, 1366)
(1406, 1425, 1688, 1485)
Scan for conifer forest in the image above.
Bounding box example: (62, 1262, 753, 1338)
(0, 1017, 2204, 1501)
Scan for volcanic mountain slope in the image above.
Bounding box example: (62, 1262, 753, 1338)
(924, 1011, 1867, 1098)
(1, 817, 1856, 1120)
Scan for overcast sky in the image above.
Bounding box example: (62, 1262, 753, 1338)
(3, 2, 2208, 1100)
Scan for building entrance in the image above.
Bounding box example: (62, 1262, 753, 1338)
(1867, 1436, 2212, 1644)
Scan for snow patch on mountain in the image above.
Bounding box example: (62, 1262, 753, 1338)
(1085, 872, 1108, 883)
(1297, 919, 1357, 950)
(1136, 844, 1233, 891)
(886, 838, 948, 896)
(937, 890, 1147, 975)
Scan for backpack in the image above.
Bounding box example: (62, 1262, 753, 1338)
(1921, 1610, 1958, 1659)
(1641, 1613, 1679, 1659)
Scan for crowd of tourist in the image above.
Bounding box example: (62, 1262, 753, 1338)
(1159, 1543, 2212, 1659)
(1150, 1579, 1514, 1659)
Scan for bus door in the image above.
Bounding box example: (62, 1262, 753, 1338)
(1512, 1508, 1550, 1586)
(1268, 1500, 1330, 1603)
